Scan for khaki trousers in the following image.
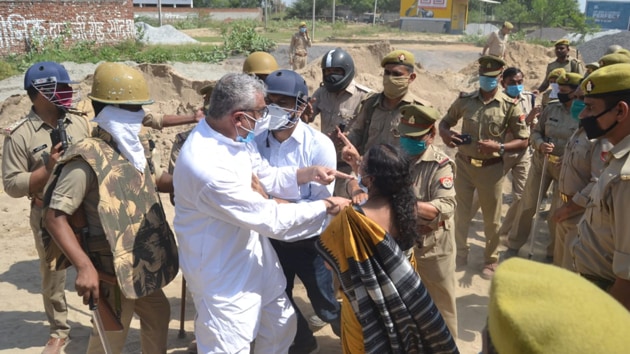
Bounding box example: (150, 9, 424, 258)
(454, 154, 505, 264)
(30, 206, 70, 339)
(85, 238, 170, 354)
(292, 55, 307, 70)
(414, 228, 458, 340)
(506, 152, 560, 255)
(553, 202, 583, 271)
(498, 149, 531, 236)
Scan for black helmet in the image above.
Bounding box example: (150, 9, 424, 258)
(321, 48, 355, 93)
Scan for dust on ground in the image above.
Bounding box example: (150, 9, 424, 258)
(0, 36, 577, 353)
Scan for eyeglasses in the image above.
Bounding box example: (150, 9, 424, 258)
(243, 106, 269, 119)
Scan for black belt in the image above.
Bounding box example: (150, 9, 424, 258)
(459, 154, 503, 167)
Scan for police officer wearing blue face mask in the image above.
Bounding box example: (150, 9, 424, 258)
(439, 55, 529, 279)
(399, 103, 459, 338)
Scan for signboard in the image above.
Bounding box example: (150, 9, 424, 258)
(401, 0, 451, 19)
(586, 1, 630, 30)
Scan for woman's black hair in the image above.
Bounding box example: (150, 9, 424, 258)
(364, 144, 418, 250)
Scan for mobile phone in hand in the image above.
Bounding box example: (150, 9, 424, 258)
(454, 133, 472, 145)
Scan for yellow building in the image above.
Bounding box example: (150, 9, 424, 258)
(400, 0, 468, 34)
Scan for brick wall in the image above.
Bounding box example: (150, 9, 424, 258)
(0, 0, 135, 56)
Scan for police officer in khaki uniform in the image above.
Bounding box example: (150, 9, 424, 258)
(481, 21, 513, 59)
(552, 89, 606, 270)
(439, 55, 528, 279)
(311, 48, 371, 197)
(537, 39, 584, 93)
(2, 62, 91, 354)
(289, 21, 312, 70)
(44, 62, 177, 353)
(398, 104, 458, 339)
(571, 63, 630, 310)
(504, 73, 582, 262)
(346, 49, 430, 202)
(541, 67, 565, 109)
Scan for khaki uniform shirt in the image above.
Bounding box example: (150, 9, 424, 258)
(49, 158, 104, 236)
(442, 90, 528, 159)
(411, 144, 456, 247)
(486, 31, 508, 58)
(312, 80, 371, 136)
(531, 101, 578, 157)
(289, 32, 311, 58)
(347, 91, 430, 155)
(2, 109, 91, 200)
(574, 134, 630, 281)
(540, 57, 584, 90)
(558, 128, 605, 208)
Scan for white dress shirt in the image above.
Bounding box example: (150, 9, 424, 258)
(173, 119, 328, 352)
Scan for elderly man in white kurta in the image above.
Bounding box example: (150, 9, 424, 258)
(173, 73, 350, 354)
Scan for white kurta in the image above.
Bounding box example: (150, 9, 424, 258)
(173, 120, 328, 353)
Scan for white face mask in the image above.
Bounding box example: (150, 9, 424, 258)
(267, 103, 301, 131)
(93, 106, 146, 172)
(240, 110, 270, 136)
(550, 83, 560, 99)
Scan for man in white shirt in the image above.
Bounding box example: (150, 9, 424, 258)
(173, 73, 351, 354)
(256, 69, 340, 354)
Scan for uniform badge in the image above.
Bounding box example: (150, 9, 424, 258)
(398, 54, 405, 62)
(439, 176, 453, 189)
(519, 114, 526, 122)
(585, 80, 593, 93)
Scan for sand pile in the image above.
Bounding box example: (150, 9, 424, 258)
(0, 40, 556, 170)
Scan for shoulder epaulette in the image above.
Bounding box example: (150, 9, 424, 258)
(459, 91, 475, 98)
(438, 156, 451, 166)
(2, 117, 28, 136)
(354, 82, 372, 93)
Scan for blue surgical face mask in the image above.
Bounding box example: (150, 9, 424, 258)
(400, 136, 427, 156)
(357, 174, 369, 193)
(300, 27, 307, 33)
(506, 84, 523, 98)
(479, 75, 499, 92)
(570, 99, 586, 120)
(236, 131, 255, 144)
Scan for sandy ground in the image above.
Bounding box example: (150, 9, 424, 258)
(0, 37, 556, 353)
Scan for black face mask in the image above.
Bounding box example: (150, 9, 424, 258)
(580, 105, 618, 140)
(324, 74, 344, 85)
(557, 92, 572, 103)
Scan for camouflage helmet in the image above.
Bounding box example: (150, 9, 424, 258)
(242, 52, 279, 76)
(88, 62, 154, 105)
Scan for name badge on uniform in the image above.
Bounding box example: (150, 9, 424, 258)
(32, 144, 47, 153)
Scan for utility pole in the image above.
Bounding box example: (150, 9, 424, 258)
(372, 0, 377, 25)
(312, 0, 316, 41)
(158, 0, 163, 26)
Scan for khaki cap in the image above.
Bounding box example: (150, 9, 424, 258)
(478, 55, 506, 76)
(557, 72, 582, 86)
(489, 259, 630, 354)
(585, 62, 600, 70)
(199, 82, 216, 96)
(582, 63, 630, 96)
(503, 21, 514, 29)
(299, 21, 307, 27)
(599, 49, 630, 67)
(554, 38, 570, 46)
(398, 104, 439, 137)
(381, 50, 415, 68)
(548, 68, 566, 80)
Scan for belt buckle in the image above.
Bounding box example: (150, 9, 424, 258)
(471, 158, 483, 167)
(561, 194, 569, 203)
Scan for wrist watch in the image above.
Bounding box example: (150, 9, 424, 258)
(499, 143, 505, 156)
